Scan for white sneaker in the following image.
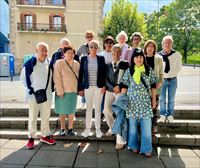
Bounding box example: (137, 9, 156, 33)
(158, 115, 166, 123)
(106, 130, 113, 137)
(167, 115, 174, 123)
(80, 102, 86, 109)
(82, 129, 90, 138)
(96, 129, 103, 138)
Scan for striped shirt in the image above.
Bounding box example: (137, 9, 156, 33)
(88, 55, 97, 86)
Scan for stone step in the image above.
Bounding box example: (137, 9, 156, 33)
(1, 107, 200, 119)
(0, 129, 199, 147)
(0, 116, 199, 133)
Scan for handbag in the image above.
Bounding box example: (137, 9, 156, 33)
(34, 63, 51, 104)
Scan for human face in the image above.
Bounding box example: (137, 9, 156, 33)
(85, 34, 94, 43)
(36, 45, 48, 62)
(112, 48, 121, 62)
(146, 43, 155, 56)
(132, 36, 141, 47)
(105, 40, 114, 51)
(64, 49, 74, 61)
(89, 43, 98, 56)
(134, 55, 144, 67)
(118, 35, 126, 45)
(162, 39, 173, 54)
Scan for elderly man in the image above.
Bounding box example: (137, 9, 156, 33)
(158, 35, 182, 123)
(20, 42, 56, 149)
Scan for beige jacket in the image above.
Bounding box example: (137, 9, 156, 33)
(53, 59, 80, 95)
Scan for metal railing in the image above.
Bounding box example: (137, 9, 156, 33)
(16, 0, 66, 7)
(17, 23, 67, 33)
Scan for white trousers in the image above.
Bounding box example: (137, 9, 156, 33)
(84, 86, 103, 131)
(28, 100, 51, 138)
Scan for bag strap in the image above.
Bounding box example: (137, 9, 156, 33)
(141, 76, 149, 94)
(45, 59, 50, 91)
(64, 60, 78, 81)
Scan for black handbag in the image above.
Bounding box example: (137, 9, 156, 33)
(34, 64, 51, 104)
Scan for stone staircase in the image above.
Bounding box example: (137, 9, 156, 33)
(0, 105, 200, 147)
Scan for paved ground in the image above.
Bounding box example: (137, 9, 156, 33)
(0, 139, 200, 168)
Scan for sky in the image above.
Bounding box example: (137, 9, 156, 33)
(103, 0, 175, 14)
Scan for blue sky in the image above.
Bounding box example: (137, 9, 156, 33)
(104, 0, 175, 14)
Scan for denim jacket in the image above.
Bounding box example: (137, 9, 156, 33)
(112, 94, 128, 141)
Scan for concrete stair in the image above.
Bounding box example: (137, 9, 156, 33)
(0, 105, 200, 147)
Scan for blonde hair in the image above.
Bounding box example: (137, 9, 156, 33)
(85, 30, 95, 37)
(36, 42, 49, 51)
(88, 39, 100, 47)
(112, 44, 122, 53)
(116, 31, 128, 43)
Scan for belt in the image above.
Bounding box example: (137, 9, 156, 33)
(164, 77, 176, 81)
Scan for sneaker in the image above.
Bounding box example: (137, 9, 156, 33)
(105, 130, 113, 137)
(167, 115, 174, 123)
(60, 129, 66, 136)
(96, 129, 103, 138)
(40, 136, 56, 145)
(26, 138, 35, 149)
(80, 102, 86, 109)
(158, 115, 166, 123)
(82, 129, 90, 138)
(68, 128, 75, 136)
(115, 143, 125, 150)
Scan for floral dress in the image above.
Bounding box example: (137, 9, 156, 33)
(120, 68, 158, 119)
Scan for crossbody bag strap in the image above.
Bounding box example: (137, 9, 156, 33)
(45, 59, 50, 91)
(64, 60, 78, 81)
(141, 76, 149, 94)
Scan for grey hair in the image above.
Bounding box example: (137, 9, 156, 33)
(36, 42, 49, 50)
(112, 44, 122, 52)
(88, 39, 100, 47)
(162, 35, 173, 45)
(116, 31, 128, 43)
(59, 38, 70, 46)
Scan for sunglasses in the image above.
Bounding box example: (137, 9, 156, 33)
(105, 41, 113, 45)
(89, 45, 98, 49)
(86, 36, 93, 39)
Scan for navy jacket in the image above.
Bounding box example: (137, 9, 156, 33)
(78, 55, 106, 91)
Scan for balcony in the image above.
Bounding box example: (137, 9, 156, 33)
(16, 0, 66, 8)
(17, 23, 67, 33)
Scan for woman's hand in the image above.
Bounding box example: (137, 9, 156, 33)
(101, 87, 106, 94)
(156, 82, 162, 89)
(78, 90, 84, 97)
(57, 92, 64, 98)
(113, 86, 120, 93)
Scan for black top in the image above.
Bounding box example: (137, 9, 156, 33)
(146, 56, 155, 70)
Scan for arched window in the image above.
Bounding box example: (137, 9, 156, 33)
(49, 13, 65, 31)
(20, 12, 36, 30)
(53, 15, 61, 31)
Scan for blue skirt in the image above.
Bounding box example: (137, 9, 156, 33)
(55, 92, 77, 114)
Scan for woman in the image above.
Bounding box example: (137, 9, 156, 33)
(116, 31, 129, 60)
(78, 40, 106, 138)
(144, 40, 163, 134)
(100, 36, 115, 64)
(54, 46, 80, 136)
(119, 48, 158, 157)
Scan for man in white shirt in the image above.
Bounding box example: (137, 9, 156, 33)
(20, 42, 56, 149)
(158, 35, 182, 123)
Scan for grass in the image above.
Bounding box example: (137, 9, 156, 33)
(186, 53, 200, 64)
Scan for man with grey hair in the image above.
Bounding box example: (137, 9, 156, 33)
(158, 35, 182, 123)
(20, 42, 56, 149)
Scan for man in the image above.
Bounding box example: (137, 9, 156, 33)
(158, 35, 182, 123)
(20, 42, 56, 149)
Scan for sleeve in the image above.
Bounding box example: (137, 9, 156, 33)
(150, 69, 158, 88)
(158, 57, 164, 83)
(118, 69, 130, 89)
(78, 57, 84, 91)
(176, 52, 182, 73)
(53, 61, 64, 95)
(20, 67, 28, 89)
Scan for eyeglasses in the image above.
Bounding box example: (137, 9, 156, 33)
(133, 38, 140, 41)
(105, 41, 113, 45)
(89, 45, 98, 49)
(86, 36, 93, 39)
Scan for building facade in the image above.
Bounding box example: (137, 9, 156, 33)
(10, 0, 104, 73)
(0, 0, 10, 53)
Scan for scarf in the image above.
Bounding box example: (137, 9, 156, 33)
(133, 65, 145, 84)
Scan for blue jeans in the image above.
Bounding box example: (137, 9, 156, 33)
(128, 118, 152, 154)
(160, 78, 177, 116)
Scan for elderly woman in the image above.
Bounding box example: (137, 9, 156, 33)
(100, 36, 115, 64)
(116, 31, 129, 60)
(54, 46, 80, 136)
(144, 40, 163, 133)
(78, 40, 106, 138)
(119, 48, 158, 157)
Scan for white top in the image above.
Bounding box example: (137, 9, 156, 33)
(20, 56, 52, 102)
(100, 51, 112, 64)
(163, 52, 182, 78)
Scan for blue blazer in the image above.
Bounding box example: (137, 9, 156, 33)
(78, 55, 106, 91)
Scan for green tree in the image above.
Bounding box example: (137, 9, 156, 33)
(100, 0, 147, 45)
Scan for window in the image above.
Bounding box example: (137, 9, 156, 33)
(24, 0, 35, 5)
(52, 0, 62, 5)
(25, 15, 33, 29)
(53, 16, 61, 31)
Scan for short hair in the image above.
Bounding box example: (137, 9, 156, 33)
(59, 38, 70, 46)
(88, 39, 100, 47)
(112, 44, 122, 53)
(130, 32, 142, 41)
(116, 31, 128, 43)
(143, 40, 157, 55)
(103, 36, 115, 49)
(85, 30, 95, 37)
(162, 35, 173, 45)
(36, 42, 49, 51)
(63, 45, 76, 55)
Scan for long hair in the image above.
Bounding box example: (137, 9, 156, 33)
(130, 48, 150, 76)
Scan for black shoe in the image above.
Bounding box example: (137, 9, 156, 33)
(68, 128, 75, 136)
(60, 129, 66, 136)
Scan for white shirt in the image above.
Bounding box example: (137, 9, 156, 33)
(100, 51, 112, 64)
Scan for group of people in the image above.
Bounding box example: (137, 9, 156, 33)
(20, 30, 182, 157)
